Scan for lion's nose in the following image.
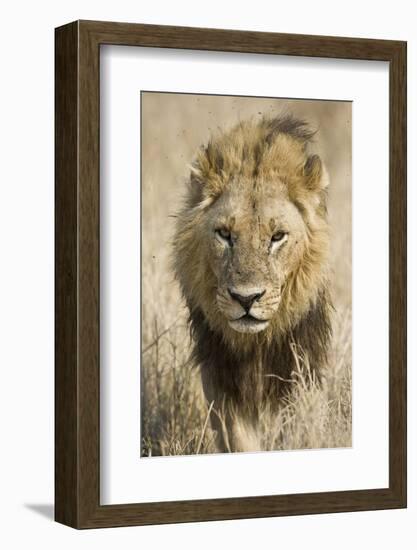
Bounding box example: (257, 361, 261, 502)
(228, 288, 266, 312)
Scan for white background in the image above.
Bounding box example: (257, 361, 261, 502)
(0, 1, 415, 548)
(101, 47, 389, 504)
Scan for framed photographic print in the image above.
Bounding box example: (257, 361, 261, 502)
(55, 20, 407, 528)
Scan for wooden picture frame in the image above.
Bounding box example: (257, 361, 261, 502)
(55, 20, 407, 528)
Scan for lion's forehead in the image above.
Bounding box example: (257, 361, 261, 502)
(213, 186, 303, 232)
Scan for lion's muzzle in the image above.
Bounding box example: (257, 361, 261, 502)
(217, 286, 275, 334)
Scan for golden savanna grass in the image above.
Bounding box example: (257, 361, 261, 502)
(141, 93, 352, 456)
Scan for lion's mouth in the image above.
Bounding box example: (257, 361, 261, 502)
(237, 313, 268, 323)
(228, 314, 270, 334)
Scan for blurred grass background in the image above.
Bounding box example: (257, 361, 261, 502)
(141, 92, 352, 457)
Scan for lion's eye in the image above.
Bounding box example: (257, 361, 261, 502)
(216, 228, 232, 244)
(271, 231, 287, 243)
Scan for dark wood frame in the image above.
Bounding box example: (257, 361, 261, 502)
(55, 20, 407, 529)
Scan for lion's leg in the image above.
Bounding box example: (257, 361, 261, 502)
(207, 406, 231, 453)
(199, 368, 231, 452)
(200, 364, 262, 453)
(217, 405, 261, 453)
(207, 398, 262, 453)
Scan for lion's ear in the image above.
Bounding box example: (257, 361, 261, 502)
(187, 168, 217, 210)
(187, 168, 205, 204)
(302, 154, 329, 191)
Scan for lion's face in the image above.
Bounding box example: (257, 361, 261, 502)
(205, 180, 307, 334)
(174, 115, 330, 344)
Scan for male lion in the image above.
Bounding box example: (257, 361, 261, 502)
(173, 114, 332, 453)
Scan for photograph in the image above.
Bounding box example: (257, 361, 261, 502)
(140, 92, 352, 456)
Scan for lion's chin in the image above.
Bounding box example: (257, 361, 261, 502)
(228, 316, 270, 334)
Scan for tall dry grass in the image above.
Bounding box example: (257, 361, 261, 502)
(141, 93, 352, 456)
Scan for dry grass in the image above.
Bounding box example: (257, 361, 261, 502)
(141, 93, 352, 456)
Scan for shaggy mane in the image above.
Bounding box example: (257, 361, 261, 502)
(190, 114, 319, 200)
